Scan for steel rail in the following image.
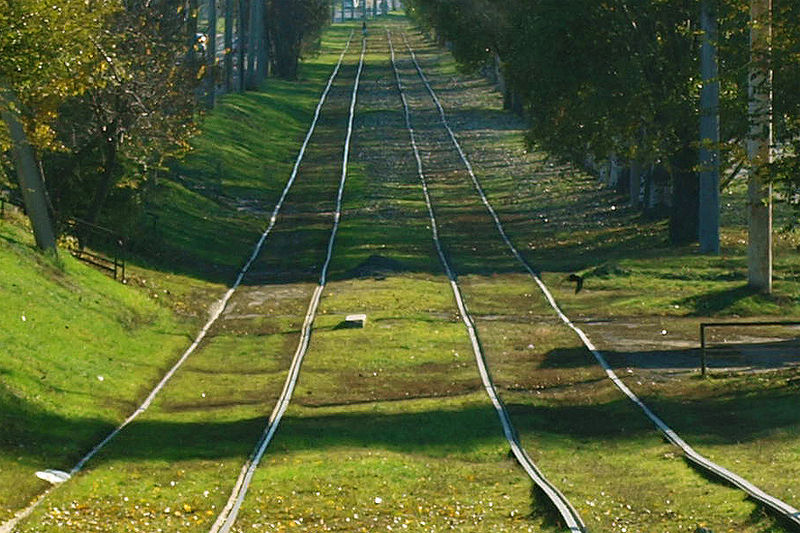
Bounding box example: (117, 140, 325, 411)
(388, 30, 586, 533)
(209, 36, 368, 533)
(0, 31, 356, 533)
(400, 33, 800, 528)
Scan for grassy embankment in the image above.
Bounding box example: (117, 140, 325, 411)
(1, 22, 356, 530)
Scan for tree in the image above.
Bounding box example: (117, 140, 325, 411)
(699, 0, 721, 254)
(405, 0, 787, 250)
(266, 0, 330, 80)
(0, 0, 114, 251)
(747, 0, 772, 292)
(42, 0, 200, 229)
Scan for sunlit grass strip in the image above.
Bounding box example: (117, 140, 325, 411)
(388, 30, 586, 533)
(400, 31, 800, 528)
(210, 36, 367, 533)
(0, 31, 355, 533)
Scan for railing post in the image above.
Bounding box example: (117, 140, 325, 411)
(700, 324, 707, 376)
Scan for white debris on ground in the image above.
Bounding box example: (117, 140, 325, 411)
(35, 470, 71, 484)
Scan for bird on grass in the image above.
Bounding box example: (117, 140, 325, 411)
(567, 273, 583, 294)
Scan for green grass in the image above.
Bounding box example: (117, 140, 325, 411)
(0, 213, 196, 521)
(133, 26, 357, 283)
(5, 13, 800, 533)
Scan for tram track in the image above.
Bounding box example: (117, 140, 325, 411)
(397, 30, 800, 530)
(208, 35, 368, 533)
(388, 29, 586, 533)
(0, 32, 356, 533)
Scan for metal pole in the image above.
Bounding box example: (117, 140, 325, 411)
(700, 324, 707, 376)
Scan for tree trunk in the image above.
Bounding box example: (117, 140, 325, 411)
(246, 0, 258, 88)
(629, 160, 641, 208)
(188, 0, 198, 38)
(256, 0, 268, 83)
(237, 0, 246, 91)
(669, 144, 700, 245)
(0, 88, 57, 252)
(224, 0, 234, 92)
(87, 126, 118, 227)
(699, 0, 721, 253)
(747, 0, 773, 293)
(207, 0, 217, 107)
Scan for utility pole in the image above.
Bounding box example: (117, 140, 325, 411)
(699, 0, 720, 254)
(207, 0, 217, 107)
(747, 0, 773, 293)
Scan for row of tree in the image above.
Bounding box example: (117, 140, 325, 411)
(406, 0, 800, 293)
(0, 0, 330, 254)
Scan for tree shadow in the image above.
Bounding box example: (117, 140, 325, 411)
(678, 285, 759, 316)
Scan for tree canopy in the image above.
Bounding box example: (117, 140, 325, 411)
(406, 0, 800, 245)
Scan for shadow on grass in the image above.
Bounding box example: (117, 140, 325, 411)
(679, 285, 760, 315)
(4, 375, 800, 470)
(538, 327, 800, 372)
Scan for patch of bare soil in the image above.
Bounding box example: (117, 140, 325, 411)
(582, 317, 800, 378)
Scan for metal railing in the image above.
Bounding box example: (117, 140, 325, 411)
(700, 321, 800, 375)
(61, 217, 127, 282)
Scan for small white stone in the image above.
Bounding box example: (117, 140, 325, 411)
(97, 375, 104, 381)
(374, 497, 383, 504)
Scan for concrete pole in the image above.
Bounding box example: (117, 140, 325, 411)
(747, 0, 773, 293)
(699, 0, 720, 253)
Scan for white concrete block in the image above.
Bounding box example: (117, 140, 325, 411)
(344, 314, 367, 328)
